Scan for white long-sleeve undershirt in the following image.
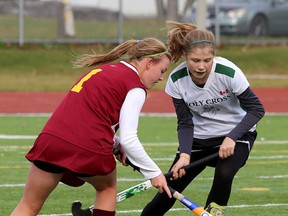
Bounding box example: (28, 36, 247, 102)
(119, 88, 161, 180)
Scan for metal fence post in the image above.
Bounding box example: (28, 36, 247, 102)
(18, 0, 24, 46)
(118, 0, 123, 44)
(214, 0, 221, 46)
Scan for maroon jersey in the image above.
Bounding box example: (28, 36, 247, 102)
(42, 62, 146, 155)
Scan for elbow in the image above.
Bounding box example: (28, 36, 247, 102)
(119, 132, 138, 147)
(259, 105, 266, 118)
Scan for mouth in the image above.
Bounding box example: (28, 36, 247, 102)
(194, 71, 206, 75)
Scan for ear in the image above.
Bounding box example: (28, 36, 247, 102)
(145, 58, 153, 70)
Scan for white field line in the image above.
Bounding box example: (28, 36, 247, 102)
(0, 134, 288, 146)
(1, 143, 288, 161)
(0, 139, 287, 154)
(2, 173, 288, 188)
(37, 203, 288, 215)
(0, 183, 25, 187)
(0, 113, 52, 117)
(257, 175, 288, 179)
(0, 177, 215, 188)
(0, 134, 37, 139)
(0, 177, 214, 188)
(0, 112, 287, 117)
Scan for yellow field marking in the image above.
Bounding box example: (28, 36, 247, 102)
(253, 150, 288, 153)
(249, 160, 288, 165)
(239, 187, 270, 191)
(0, 165, 29, 169)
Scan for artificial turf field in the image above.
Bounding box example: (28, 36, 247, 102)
(0, 114, 287, 215)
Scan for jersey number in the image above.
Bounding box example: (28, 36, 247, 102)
(71, 68, 102, 93)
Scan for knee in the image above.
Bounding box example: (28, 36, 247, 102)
(216, 166, 236, 182)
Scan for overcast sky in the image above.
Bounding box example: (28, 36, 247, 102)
(69, 0, 187, 16)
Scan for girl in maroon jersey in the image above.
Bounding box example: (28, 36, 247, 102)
(11, 38, 172, 216)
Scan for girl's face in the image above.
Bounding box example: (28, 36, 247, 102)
(184, 47, 214, 85)
(140, 56, 170, 89)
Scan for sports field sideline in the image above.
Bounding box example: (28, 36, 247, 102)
(0, 88, 287, 114)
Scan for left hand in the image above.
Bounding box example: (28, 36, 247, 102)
(219, 137, 236, 159)
(113, 143, 128, 166)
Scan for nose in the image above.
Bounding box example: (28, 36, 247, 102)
(198, 62, 205, 70)
(159, 74, 164, 81)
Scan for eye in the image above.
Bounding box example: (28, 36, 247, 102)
(161, 68, 167, 74)
(191, 59, 200, 63)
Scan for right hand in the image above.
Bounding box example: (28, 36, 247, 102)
(170, 153, 190, 180)
(150, 173, 172, 198)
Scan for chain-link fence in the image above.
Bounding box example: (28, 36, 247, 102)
(1, 0, 288, 46)
(1, 0, 183, 46)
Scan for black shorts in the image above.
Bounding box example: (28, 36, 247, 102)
(33, 160, 94, 177)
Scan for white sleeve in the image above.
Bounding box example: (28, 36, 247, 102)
(165, 70, 182, 99)
(232, 68, 250, 95)
(119, 88, 162, 180)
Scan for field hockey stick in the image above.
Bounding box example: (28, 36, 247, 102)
(169, 186, 212, 216)
(71, 152, 219, 216)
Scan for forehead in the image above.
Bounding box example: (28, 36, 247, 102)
(186, 47, 214, 58)
(158, 55, 170, 66)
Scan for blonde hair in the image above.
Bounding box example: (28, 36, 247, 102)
(73, 38, 171, 68)
(166, 20, 215, 63)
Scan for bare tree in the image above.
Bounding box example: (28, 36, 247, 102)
(155, 0, 194, 21)
(167, 0, 178, 20)
(155, 0, 166, 19)
(183, 0, 196, 15)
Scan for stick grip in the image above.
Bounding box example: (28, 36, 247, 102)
(169, 186, 212, 216)
(164, 152, 219, 179)
(119, 148, 218, 179)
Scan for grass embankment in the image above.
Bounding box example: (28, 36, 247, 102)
(1, 16, 288, 91)
(0, 44, 287, 91)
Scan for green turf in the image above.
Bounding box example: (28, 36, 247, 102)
(0, 115, 288, 215)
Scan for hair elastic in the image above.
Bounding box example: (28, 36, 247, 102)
(136, 40, 141, 44)
(186, 40, 215, 47)
(143, 51, 168, 58)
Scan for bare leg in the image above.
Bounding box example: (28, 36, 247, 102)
(11, 163, 63, 216)
(80, 168, 117, 212)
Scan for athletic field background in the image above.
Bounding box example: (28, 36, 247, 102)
(1, 41, 288, 215)
(0, 114, 287, 215)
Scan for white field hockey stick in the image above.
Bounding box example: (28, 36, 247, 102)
(71, 152, 219, 216)
(169, 186, 212, 216)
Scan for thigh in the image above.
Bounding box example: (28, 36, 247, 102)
(23, 163, 63, 207)
(80, 168, 117, 191)
(215, 142, 251, 178)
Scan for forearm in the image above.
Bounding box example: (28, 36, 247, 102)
(173, 97, 194, 156)
(119, 88, 161, 179)
(178, 128, 193, 155)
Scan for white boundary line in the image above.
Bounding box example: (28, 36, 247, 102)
(0, 134, 288, 145)
(0, 112, 287, 117)
(2, 173, 288, 188)
(0, 113, 52, 117)
(37, 203, 288, 215)
(0, 134, 37, 139)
